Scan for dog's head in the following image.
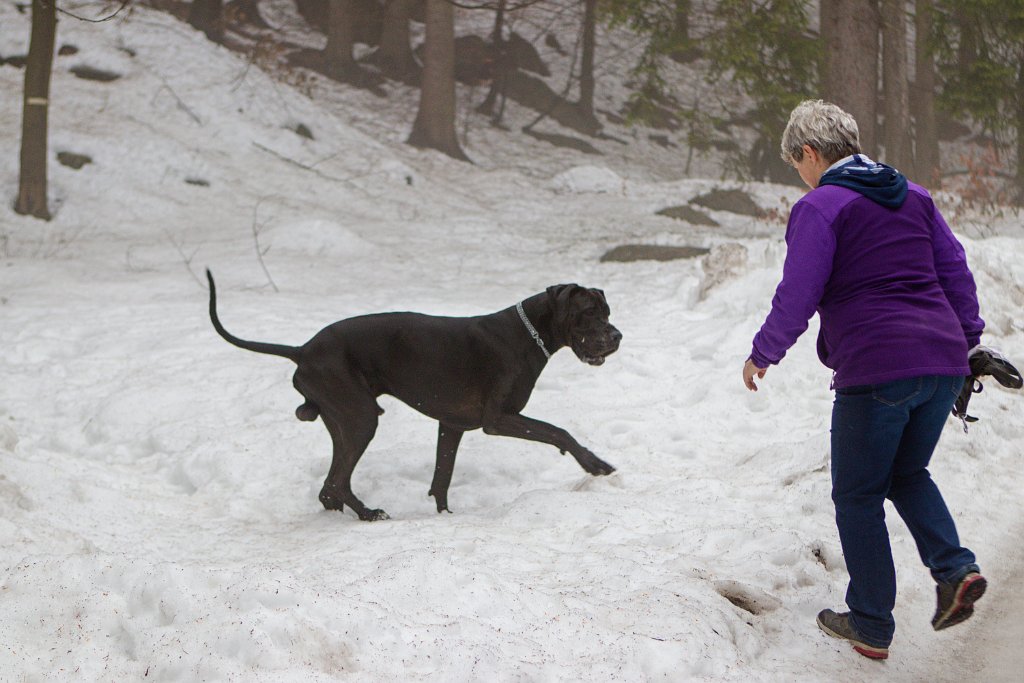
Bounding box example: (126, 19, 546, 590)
(547, 284, 622, 366)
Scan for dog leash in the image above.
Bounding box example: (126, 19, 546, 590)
(952, 345, 1023, 432)
(516, 302, 551, 359)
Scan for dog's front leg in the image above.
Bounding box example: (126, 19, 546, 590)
(483, 414, 615, 476)
(429, 423, 464, 513)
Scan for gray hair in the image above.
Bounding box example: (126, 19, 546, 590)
(780, 100, 861, 165)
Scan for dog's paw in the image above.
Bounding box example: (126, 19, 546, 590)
(318, 491, 344, 511)
(360, 508, 390, 522)
(571, 447, 616, 476)
(579, 453, 616, 476)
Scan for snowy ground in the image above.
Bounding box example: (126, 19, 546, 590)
(2, 4, 1023, 681)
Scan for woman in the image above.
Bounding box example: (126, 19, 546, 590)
(742, 100, 986, 660)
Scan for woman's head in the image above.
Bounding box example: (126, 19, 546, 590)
(780, 100, 861, 166)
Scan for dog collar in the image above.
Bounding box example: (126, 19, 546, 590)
(516, 302, 551, 359)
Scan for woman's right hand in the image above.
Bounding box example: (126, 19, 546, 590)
(743, 358, 768, 392)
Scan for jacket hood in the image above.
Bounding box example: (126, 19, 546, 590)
(817, 154, 908, 209)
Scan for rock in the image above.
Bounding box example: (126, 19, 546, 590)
(600, 244, 710, 263)
(656, 205, 719, 226)
(550, 165, 621, 194)
(57, 151, 92, 170)
(691, 188, 765, 217)
(700, 242, 749, 298)
(69, 65, 121, 82)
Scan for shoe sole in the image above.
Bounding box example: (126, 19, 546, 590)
(933, 574, 987, 631)
(816, 615, 889, 660)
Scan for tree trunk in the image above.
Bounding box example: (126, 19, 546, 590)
(674, 0, 690, 39)
(955, 4, 977, 79)
(324, 0, 359, 80)
(477, 0, 507, 120)
(882, 0, 913, 173)
(16, 0, 56, 221)
(669, 0, 697, 62)
(1016, 49, 1024, 204)
(913, 0, 940, 186)
(188, 0, 224, 42)
(578, 0, 597, 124)
(821, 0, 879, 156)
(375, 0, 418, 82)
(408, 0, 469, 161)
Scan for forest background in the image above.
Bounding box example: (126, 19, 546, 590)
(11, 0, 1024, 219)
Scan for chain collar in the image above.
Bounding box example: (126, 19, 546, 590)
(516, 301, 551, 359)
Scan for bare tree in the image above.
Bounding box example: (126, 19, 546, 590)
(188, 0, 224, 42)
(16, 0, 57, 220)
(374, 0, 418, 82)
(913, 0, 940, 185)
(882, 0, 913, 172)
(408, 0, 469, 160)
(577, 0, 597, 125)
(821, 0, 880, 156)
(323, 0, 359, 80)
(477, 0, 508, 121)
(674, 0, 690, 38)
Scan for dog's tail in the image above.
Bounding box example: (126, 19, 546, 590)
(206, 269, 302, 362)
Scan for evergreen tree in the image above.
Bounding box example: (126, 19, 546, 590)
(704, 0, 819, 182)
(607, 0, 818, 182)
(603, 0, 696, 129)
(934, 0, 1024, 201)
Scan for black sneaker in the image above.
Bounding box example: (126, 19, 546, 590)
(932, 572, 987, 631)
(816, 609, 889, 660)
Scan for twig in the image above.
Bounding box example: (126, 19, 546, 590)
(153, 77, 202, 125)
(54, 0, 132, 23)
(250, 141, 380, 197)
(163, 229, 204, 289)
(251, 198, 279, 293)
(442, 0, 547, 10)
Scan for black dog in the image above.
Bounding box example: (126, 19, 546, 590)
(206, 270, 621, 521)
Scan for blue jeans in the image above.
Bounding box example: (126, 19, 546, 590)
(830, 374, 978, 647)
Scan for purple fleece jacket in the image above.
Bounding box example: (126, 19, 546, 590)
(750, 182, 984, 389)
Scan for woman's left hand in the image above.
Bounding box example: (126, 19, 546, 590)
(743, 358, 768, 392)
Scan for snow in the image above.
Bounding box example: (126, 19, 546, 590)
(550, 166, 625, 194)
(2, 3, 1023, 681)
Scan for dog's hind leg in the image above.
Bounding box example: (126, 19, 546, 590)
(428, 423, 464, 513)
(318, 398, 388, 521)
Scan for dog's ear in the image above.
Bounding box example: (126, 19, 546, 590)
(590, 288, 610, 313)
(545, 284, 580, 302)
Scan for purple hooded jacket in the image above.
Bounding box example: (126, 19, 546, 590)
(750, 157, 984, 389)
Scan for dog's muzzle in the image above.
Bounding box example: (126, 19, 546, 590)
(577, 327, 622, 366)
